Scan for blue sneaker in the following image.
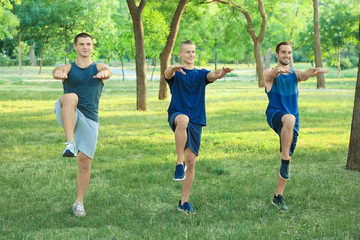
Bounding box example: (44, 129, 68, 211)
(173, 163, 185, 181)
(62, 140, 76, 157)
(272, 194, 288, 212)
(279, 159, 290, 179)
(177, 200, 196, 214)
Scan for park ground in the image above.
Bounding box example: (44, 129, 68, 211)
(0, 64, 359, 239)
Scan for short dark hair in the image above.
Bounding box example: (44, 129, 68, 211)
(275, 41, 292, 53)
(74, 33, 93, 45)
(180, 40, 194, 51)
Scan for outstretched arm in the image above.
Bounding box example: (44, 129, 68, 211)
(206, 67, 233, 82)
(95, 63, 112, 81)
(164, 65, 186, 79)
(53, 64, 71, 82)
(295, 67, 329, 82)
(263, 67, 293, 84)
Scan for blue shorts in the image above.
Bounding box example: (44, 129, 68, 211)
(271, 111, 298, 156)
(54, 99, 100, 159)
(169, 112, 202, 156)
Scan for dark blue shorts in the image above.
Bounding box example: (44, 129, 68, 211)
(169, 112, 202, 156)
(271, 111, 298, 156)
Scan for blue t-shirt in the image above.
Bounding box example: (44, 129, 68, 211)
(265, 68, 300, 133)
(63, 62, 104, 122)
(166, 68, 211, 126)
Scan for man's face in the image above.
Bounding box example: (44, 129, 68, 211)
(276, 45, 292, 66)
(179, 44, 196, 65)
(74, 37, 93, 58)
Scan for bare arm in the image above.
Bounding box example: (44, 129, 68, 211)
(95, 63, 112, 81)
(295, 68, 329, 82)
(53, 64, 71, 82)
(263, 67, 293, 84)
(164, 65, 186, 79)
(206, 67, 233, 82)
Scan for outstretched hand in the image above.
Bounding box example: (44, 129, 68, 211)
(94, 71, 111, 79)
(53, 71, 68, 80)
(309, 67, 329, 77)
(216, 67, 233, 78)
(274, 67, 293, 75)
(171, 65, 186, 75)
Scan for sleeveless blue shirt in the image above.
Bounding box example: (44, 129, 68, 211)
(265, 68, 300, 133)
(166, 68, 211, 126)
(63, 62, 104, 122)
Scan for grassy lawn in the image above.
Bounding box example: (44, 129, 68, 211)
(0, 66, 359, 239)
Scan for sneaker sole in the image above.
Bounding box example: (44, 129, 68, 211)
(271, 200, 287, 212)
(278, 173, 290, 180)
(177, 206, 196, 215)
(63, 150, 75, 157)
(173, 176, 186, 181)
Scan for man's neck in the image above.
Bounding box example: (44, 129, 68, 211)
(75, 57, 93, 68)
(277, 63, 290, 69)
(182, 63, 194, 70)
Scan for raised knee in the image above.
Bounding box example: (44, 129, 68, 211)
(175, 115, 189, 130)
(282, 114, 296, 128)
(61, 93, 78, 107)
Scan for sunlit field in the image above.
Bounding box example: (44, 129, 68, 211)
(0, 66, 359, 239)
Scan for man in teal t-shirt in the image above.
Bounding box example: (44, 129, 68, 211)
(165, 40, 233, 214)
(53, 33, 112, 217)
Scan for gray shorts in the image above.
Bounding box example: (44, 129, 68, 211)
(54, 100, 100, 159)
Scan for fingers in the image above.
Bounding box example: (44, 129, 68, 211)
(94, 72, 109, 79)
(172, 65, 186, 74)
(54, 73, 67, 79)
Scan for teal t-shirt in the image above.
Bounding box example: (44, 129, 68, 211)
(63, 62, 104, 122)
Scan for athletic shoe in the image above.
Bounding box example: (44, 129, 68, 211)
(177, 200, 196, 214)
(279, 159, 290, 179)
(73, 202, 86, 217)
(62, 140, 76, 157)
(173, 163, 185, 181)
(272, 194, 288, 212)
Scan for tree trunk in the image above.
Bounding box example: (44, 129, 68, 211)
(29, 42, 36, 66)
(313, 0, 326, 88)
(254, 40, 264, 87)
(151, 57, 156, 81)
(211, 0, 266, 88)
(39, 38, 46, 74)
(18, 31, 22, 75)
(127, 0, 147, 111)
(337, 47, 341, 79)
(264, 47, 272, 70)
(120, 56, 125, 81)
(347, 41, 360, 170)
(158, 0, 188, 100)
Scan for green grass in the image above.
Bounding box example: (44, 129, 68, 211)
(0, 66, 360, 239)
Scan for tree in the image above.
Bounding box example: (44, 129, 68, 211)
(127, 0, 147, 111)
(158, 0, 188, 100)
(347, 20, 360, 170)
(206, 0, 267, 87)
(312, 0, 325, 88)
(0, 0, 20, 40)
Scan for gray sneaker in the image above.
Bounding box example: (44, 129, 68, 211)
(63, 140, 76, 157)
(73, 202, 86, 217)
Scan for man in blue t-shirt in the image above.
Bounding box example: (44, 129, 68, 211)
(53, 33, 112, 217)
(263, 41, 328, 212)
(165, 40, 233, 214)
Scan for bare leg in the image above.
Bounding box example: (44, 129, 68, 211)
(181, 148, 196, 204)
(76, 151, 92, 203)
(60, 93, 78, 142)
(174, 115, 189, 165)
(276, 114, 295, 196)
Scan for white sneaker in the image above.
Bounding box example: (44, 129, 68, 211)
(73, 202, 86, 217)
(62, 140, 76, 157)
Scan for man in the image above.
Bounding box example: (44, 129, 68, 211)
(53, 33, 112, 217)
(164, 40, 233, 214)
(263, 41, 328, 212)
